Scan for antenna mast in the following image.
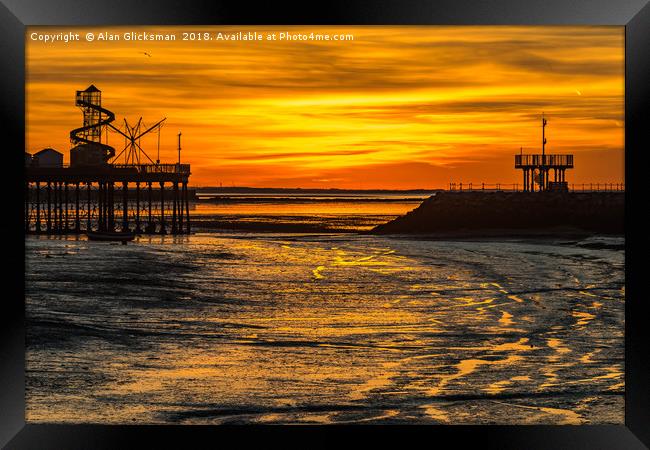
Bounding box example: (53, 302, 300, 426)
(542, 113, 547, 157)
(177, 131, 182, 165)
(156, 126, 160, 164)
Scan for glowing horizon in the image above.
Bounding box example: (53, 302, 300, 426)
(26, 26, 624, 188)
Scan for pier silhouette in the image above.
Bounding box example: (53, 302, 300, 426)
(25, 85, 191, 235)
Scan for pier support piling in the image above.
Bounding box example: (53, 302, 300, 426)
(146, 182, 154, 233)
(64, 182, 69, 233)
(25, 182, 30, 233)
(159, 182, 166, 235)
(122, 181, 129, 232)
(35, 182, 41, 233)
(86, 182, 92, 232)
(183, 181, 190, 234)
(108, 182, 115, 231)
(27, 165, 191, 236)
(53, 182, 59, 232)
(172, 182, 178, 234)
(98, 182, 104, 231)
(46, 182, 52, 234)
(75, 182, 80, 233)
(135, 182, 141, 233)
(178, 182, 184, 233)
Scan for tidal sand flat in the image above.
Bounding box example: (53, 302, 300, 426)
(25, 233, 624, 424)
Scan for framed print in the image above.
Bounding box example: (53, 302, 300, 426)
(1, 0, 649, 448)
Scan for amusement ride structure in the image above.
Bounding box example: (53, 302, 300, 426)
(69, 85, 167, 167)
(25, 85, 191, 236)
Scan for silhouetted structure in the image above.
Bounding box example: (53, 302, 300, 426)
(25, 86, 191, 235)
(31, 148, 64, 167)
(515, 114, 573, 192)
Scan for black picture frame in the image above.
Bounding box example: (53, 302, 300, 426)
(1, 1, 648, 448)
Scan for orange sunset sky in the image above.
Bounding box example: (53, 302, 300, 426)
(26, 26, 624, 189)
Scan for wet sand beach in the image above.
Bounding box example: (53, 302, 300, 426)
(25, 231, 624, 424)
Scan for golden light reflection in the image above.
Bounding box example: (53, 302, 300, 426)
(26, 233, 625, 424)
(428, 355, 524, 396)
(573, 310, 597, 328)
(491, 400, 584, 425)
(498, 311, 513, 326)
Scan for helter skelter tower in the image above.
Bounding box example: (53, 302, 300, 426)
(77, 85, 103, 142)
(70, 84, 166, 167)
(70, 84, 117, 166)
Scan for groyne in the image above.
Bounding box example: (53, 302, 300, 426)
(371, 191, 624, 235)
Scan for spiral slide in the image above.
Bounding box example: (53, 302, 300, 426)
(69, 98, 117, 163)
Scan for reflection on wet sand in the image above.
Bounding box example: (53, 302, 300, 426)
(421, 403, 451, 422)
(490, 400, 584, 425)
(498, 311, 514, 326)
(428, 355, 524, 396)
(25, 233, 624, 424)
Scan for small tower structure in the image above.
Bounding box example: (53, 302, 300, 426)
(514, 115, 574, 192)
(76, 85, 103, 142)
(70, 85, 116, 166)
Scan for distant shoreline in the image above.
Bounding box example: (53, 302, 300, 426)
(194, 187, 442, 195)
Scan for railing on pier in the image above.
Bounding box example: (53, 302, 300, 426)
(111, 163, 191, 175)
(448, 182, 625, 192)
(514, 154, 574, 168)
(28, 162, 191, 175)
